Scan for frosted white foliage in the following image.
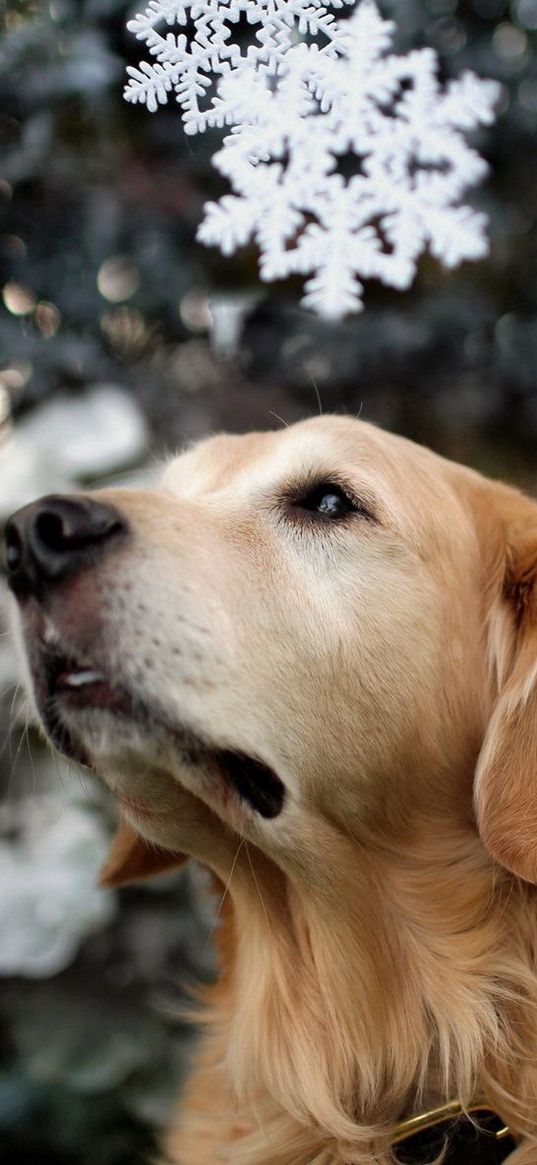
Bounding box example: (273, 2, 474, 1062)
(0, 784, 115, 978)
(126, 0, 500, 317)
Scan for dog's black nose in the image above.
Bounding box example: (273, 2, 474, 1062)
(5, 494, 127, 599)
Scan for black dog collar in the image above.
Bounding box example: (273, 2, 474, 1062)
(392, 1101, 515, 1165)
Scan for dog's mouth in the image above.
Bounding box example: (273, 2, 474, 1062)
(35, 647, 285, 820)
(36, 652, 103, 765)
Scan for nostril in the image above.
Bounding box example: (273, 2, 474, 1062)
(34, 511, 68, 553)
(32, 501, 126, 555)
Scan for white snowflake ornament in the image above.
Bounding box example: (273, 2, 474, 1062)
(126, 0, 500, 318)
(125, 0, 353, 133)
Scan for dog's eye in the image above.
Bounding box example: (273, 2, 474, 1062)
(295, 484, 357, 519)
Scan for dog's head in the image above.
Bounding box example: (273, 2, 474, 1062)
(6, 416, 537, 888)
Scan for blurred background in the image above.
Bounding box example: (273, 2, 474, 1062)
(0, 0, 536, 1160)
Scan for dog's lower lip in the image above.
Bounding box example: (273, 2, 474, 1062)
(216, 751, 286, 819)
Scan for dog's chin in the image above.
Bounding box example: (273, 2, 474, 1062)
(31, 648, 286, 821)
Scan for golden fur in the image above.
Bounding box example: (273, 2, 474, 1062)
(13, 416, 537, 1163)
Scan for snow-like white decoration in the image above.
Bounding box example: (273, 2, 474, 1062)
(125, 0, 500, 318)
(125, 0, 353, 133)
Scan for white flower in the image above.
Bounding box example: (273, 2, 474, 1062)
(126, 0, 500, 318)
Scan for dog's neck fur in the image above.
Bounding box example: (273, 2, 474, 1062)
(208, 820, 537, 1164)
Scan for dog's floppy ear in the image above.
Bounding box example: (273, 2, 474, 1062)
(100, 817, 188, 888)
(474, 483, 537, 883)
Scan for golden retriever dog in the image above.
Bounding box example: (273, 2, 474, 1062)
(6, 415, 537, 1164)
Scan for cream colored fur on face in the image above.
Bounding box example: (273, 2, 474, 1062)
(17, 417, 537, 1164)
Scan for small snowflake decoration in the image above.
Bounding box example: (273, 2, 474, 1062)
(126, 0, 500, 318)
(125, 0, 354, 133)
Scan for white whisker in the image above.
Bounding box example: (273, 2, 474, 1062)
(310, 375, 323, 417)
(204, 836, 246, 957)
(245, 841, 271, 934)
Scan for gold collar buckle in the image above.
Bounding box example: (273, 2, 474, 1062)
(391, 1099, 511, 1148)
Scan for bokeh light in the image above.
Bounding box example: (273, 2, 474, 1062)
(35, 301, 61, 338)
(2, 283, 36, 316)
(493, 22, 529, 58)
(513, 0, 537, 29)
(97, 256, 140, 303)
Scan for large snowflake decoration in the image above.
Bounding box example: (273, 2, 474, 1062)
(126, 0, 500, 318)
